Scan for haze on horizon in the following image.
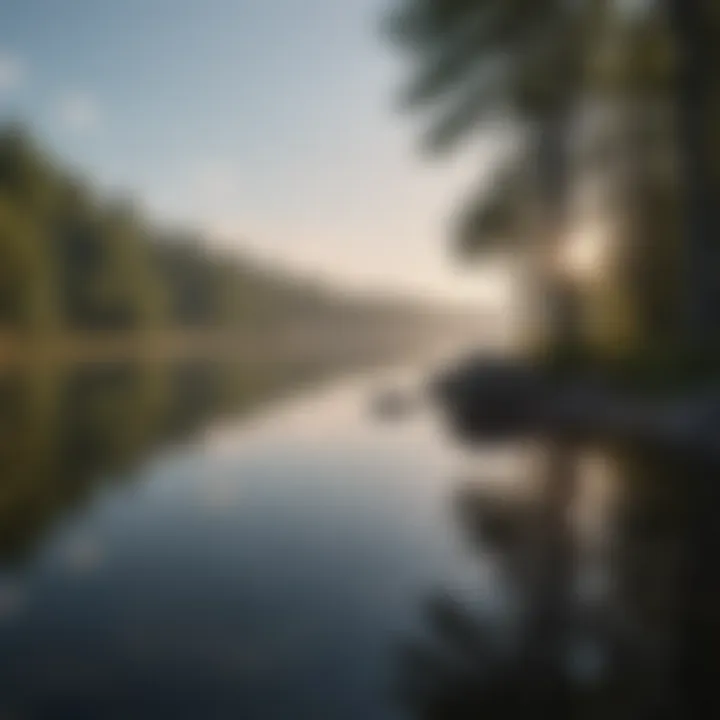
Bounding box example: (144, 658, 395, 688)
(0, 0, 511, 309)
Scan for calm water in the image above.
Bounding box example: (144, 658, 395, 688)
(0, 360, 719, 718)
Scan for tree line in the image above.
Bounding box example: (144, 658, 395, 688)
(0, 123, 407, 339)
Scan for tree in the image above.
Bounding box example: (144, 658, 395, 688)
(386, 0, 612, 356)
(0, 194, 58, 334)
(0, 127, 61, 334)
(666, 0, 720, 350)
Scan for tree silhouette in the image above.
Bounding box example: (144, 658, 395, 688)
(387, 0, 720, 360)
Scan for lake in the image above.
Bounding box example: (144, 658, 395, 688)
(0, 359, 718, 718)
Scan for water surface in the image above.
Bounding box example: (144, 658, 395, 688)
(0, 361, 718, 718)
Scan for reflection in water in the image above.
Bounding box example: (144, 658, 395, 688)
(0, 359, 462, 719)
(398, 441, 720, 719)
(0, 358, 331, 565)
(2, 363, 720, 718)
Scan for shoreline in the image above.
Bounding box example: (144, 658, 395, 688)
(0, 327, 441, 369)
(432, 357, 720, 459)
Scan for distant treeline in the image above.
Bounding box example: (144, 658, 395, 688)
(0, 123, 442, 339)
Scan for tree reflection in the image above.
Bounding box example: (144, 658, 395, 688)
(397, 441, 720, 718)
(0, 358, 324, 564)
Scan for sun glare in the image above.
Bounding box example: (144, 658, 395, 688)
(560, 223, 611, 281)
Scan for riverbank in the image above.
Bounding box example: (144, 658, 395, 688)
(0, 324, 445, 369)
(432, 355, 720, 458)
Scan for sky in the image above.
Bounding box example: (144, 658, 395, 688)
(0, 0, 508, 305)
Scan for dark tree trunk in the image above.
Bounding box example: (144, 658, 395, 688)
(668, 0, 717, 351)
(536, 110, 581, 359)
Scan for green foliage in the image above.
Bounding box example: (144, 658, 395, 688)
(0, 194, 59, 334)
(454, 161, 528, 258)
(386, 0, 597, 152)
(388, 0, 720, 369)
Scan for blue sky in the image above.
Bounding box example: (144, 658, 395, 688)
(0, 0, 506, 303)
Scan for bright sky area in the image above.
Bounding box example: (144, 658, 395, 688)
(0, 0, 511, 306)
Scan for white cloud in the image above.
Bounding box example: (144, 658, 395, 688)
(57, 93, 101, 132)
(0, 53, 25, 92)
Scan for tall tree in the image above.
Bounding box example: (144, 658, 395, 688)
(386, 0, 609, 356)
(666, 0, 720, 350)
